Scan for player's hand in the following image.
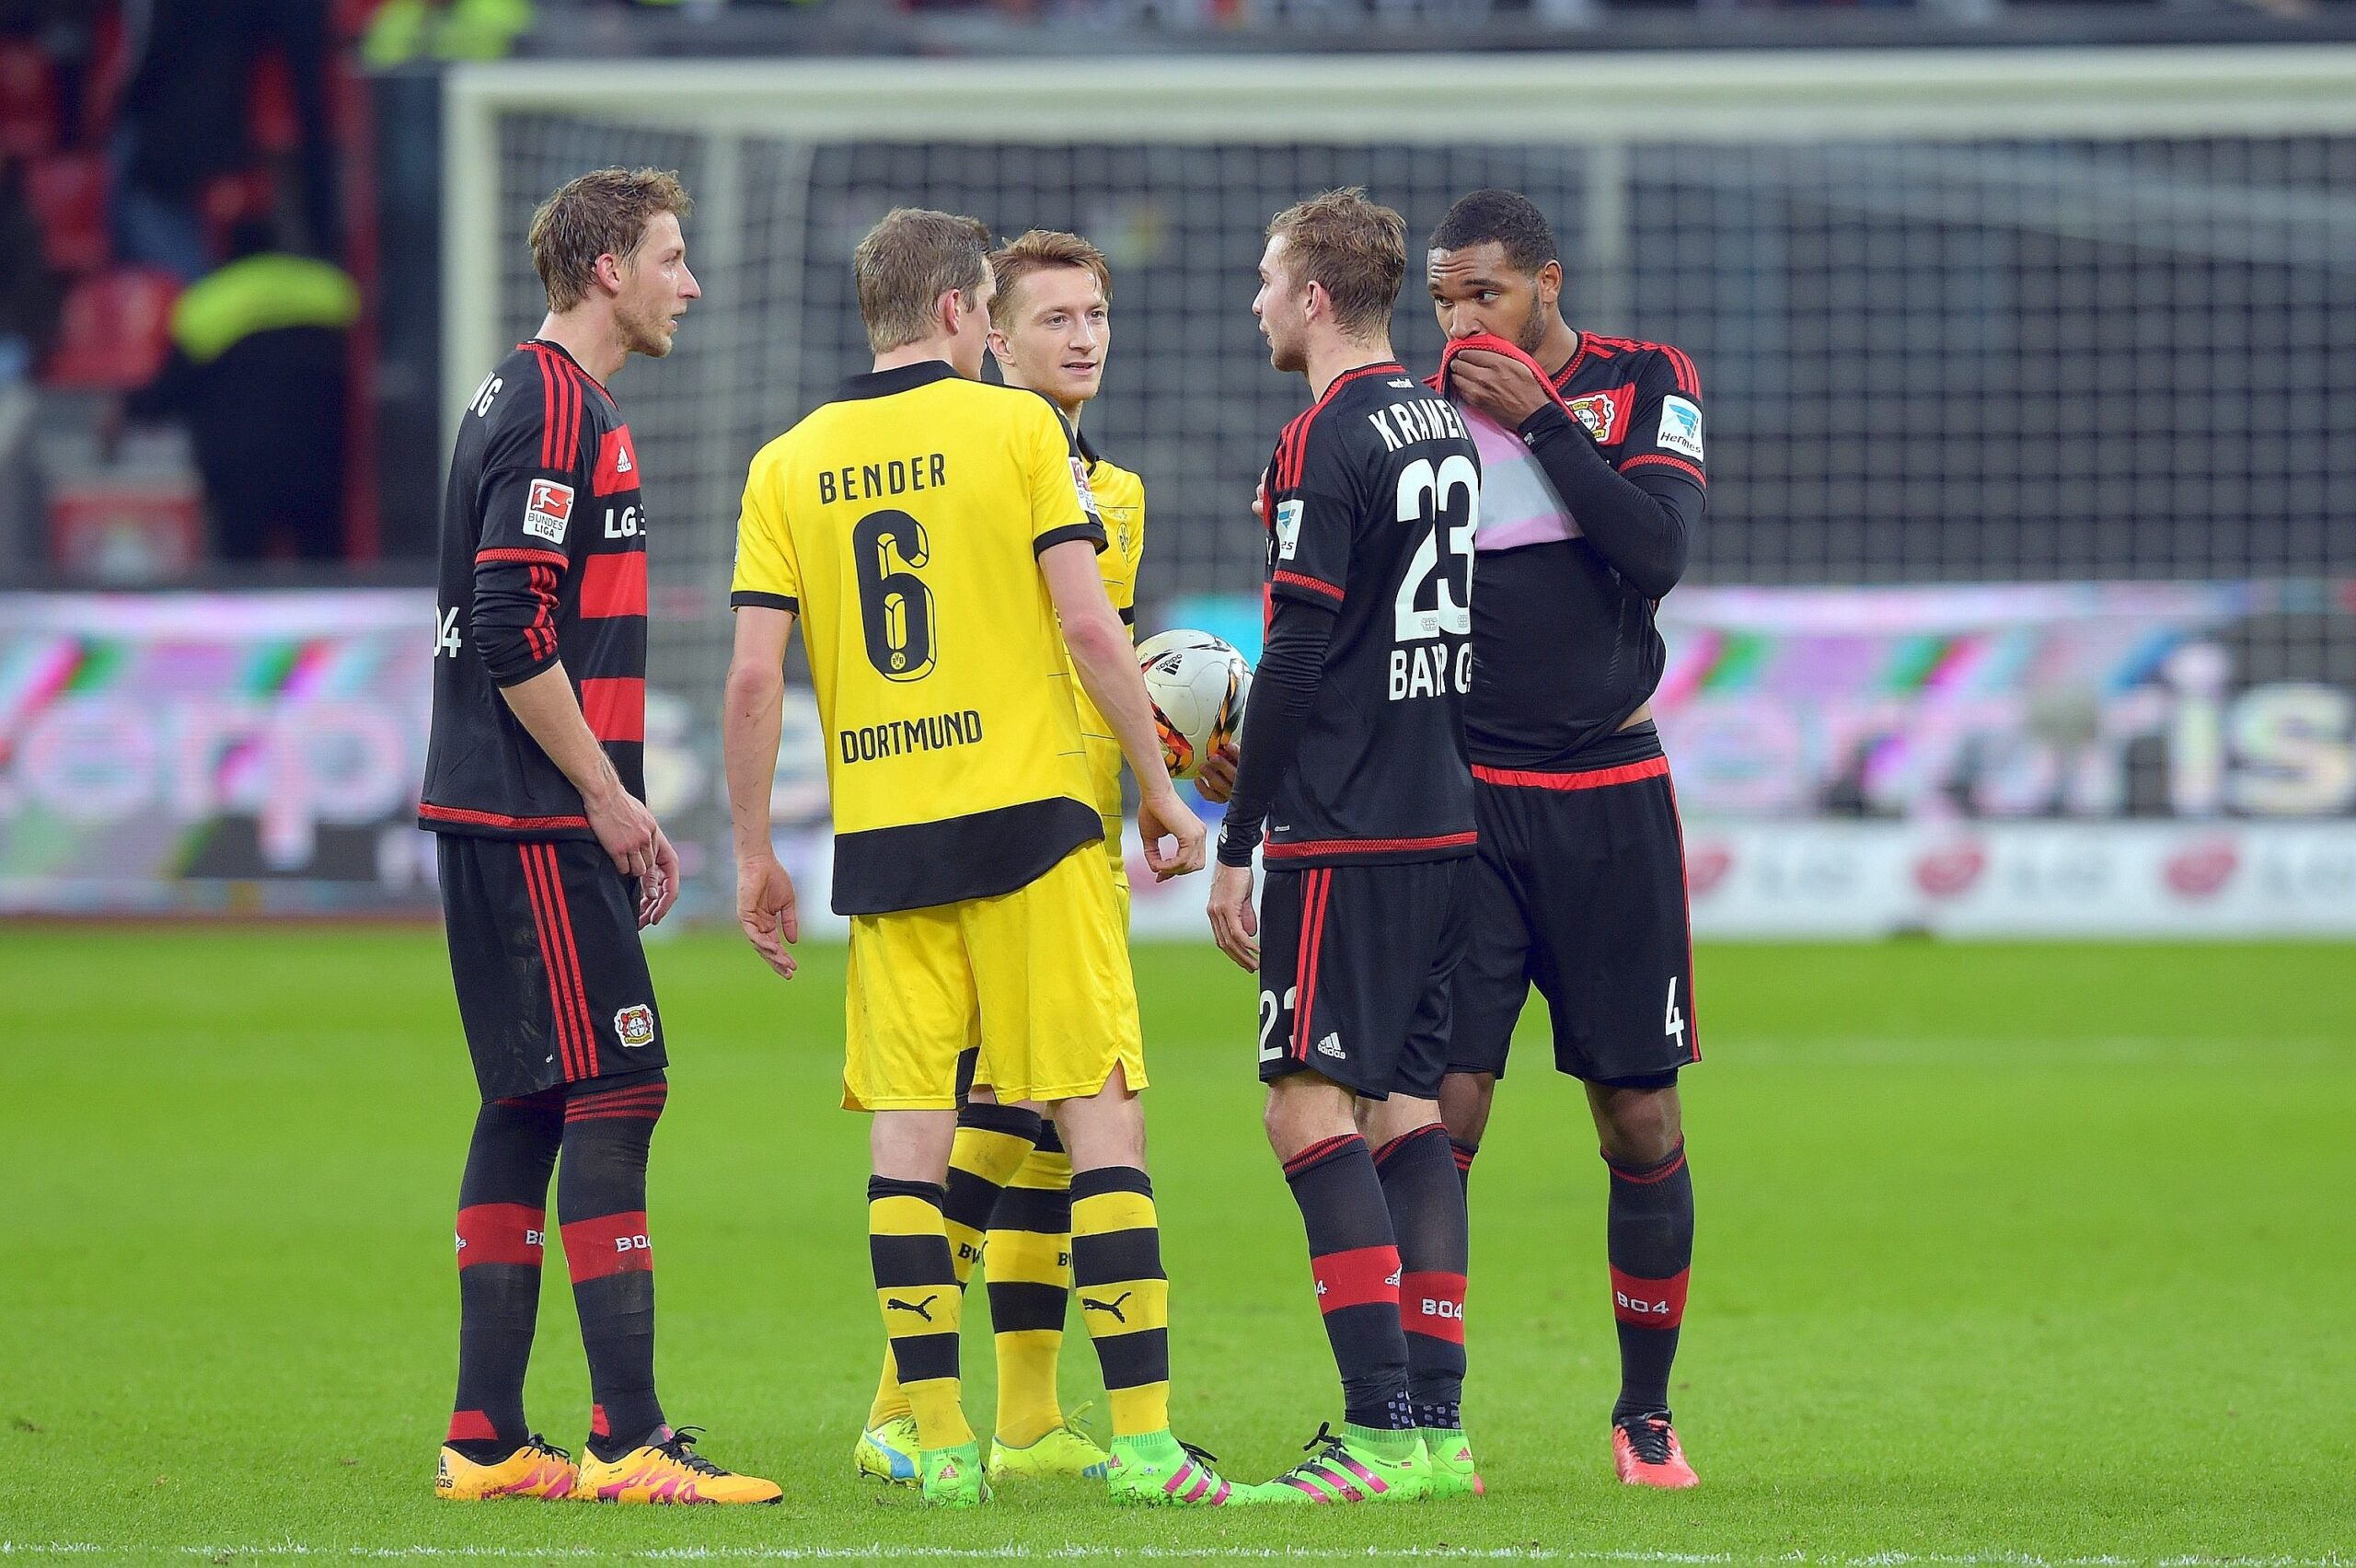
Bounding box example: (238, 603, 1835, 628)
(735, 851, 800, 979)
(1138, 786, 1207, 881)
(1195, 744, 1239, 804)
(1449, 348, 1551, 429)
(1252, 475, 1266, 524)
(1207, 860, 1259, 971)
(637, 824, 681, 928)
(586, 786, 659, 883)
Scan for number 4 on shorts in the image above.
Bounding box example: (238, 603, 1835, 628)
(1663, 977, 1687, 1053)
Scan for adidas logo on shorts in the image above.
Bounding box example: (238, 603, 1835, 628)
(1316, 1032, 1345, 1060)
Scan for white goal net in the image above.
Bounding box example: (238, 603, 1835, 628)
(443, 50, 2356, 934)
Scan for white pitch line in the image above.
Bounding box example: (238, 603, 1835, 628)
(0, 1546, 2346, 1566)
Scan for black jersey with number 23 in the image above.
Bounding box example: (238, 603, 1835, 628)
(1260, 361, 1482, 867)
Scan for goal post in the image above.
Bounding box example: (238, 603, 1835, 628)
(437, 48, 2356, 935)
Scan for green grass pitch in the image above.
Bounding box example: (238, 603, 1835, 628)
(4, 927, 2352, 1562)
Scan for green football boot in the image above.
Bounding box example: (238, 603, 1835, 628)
(987, 1415, 1111, 1482)
(920, 1439, 989, 1507)
(1420, 1426, 1485, 1499)
(1238, 1422, 1431, 1504)
(851, 1414, 919, 1486)
(1101, 1430, 1236, 1506)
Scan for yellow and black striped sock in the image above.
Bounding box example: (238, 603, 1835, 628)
(1069, 1165, 1171, 1439)
(865, 1103, 1040, 1430)
(867, 1176, 972, 1451)
(988, 1121, 1075, 1447)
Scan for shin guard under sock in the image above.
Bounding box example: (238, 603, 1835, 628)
(450, 1091, 563, 1460)
(1281, 1134, 1414, 1431)
(559, 1073, 667, 1456)
(1373, 1124, 1469, 1431)
(1605, 1141, 1693, 1422)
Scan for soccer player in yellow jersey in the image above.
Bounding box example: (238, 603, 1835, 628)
(844, 228, 1138, 1489)
(722, 209, 1236, 1510)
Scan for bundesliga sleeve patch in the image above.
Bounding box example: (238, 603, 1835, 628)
(1070, 455, 1101, 521)
(523, 479, 576, 545)
(1654, 396, 1705, 462)
(1274, 499, 1305, 560)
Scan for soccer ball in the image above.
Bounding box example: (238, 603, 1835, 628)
(1137, 628, 1252, 782)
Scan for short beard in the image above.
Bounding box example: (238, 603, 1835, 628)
(1512, 294, 1549, 357)
(618, 300, 673, 359)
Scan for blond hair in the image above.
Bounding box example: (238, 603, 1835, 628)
(527, 167, 692, 313)
(987, 229, 1113, 329)
(853, 208, 993, 352)
(1267, 187, 1406, 336)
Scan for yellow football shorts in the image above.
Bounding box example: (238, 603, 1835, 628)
(844, 838, 1145, 1111)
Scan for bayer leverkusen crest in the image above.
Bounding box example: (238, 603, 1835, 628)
(613, 1004, 656, 1049)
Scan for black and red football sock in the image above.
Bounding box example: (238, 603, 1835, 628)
(1282, 1133, 1414, 1431)
(1449, 1138, 1479, 1197)
(1373, 1124, 1469, 1432)
(1605, 1140, 1693, 1422)
(559, 1070, 668, 1458)
(449, 1091, 563, 1462)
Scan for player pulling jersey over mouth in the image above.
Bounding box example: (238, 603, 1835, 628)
(1426, 188, 1707, 1489)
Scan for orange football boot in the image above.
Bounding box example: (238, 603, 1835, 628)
(572, 1424, 781, 1505)
(1612, 1414, 1699, 1488)
(434, 1436, 578, 1500)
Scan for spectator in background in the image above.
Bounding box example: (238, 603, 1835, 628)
(361, 0, 533, 65)
(112, 0, 341, 280)
(125, 217, 358, 561)
(0, 158, 65, 383)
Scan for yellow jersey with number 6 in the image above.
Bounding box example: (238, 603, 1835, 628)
(732, 361, 1109, 917)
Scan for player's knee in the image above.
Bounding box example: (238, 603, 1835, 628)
(1055, 1084, 1145, 1170)
(1438, 1071, 1495, 1144)
(1361, 1094, 1440, 1147)
(1262, 1076, 1353, 1161)
(1595, 1084, 1680, 1164)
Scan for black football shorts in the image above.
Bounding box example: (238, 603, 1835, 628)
(1256, 859, 1470, 1101)
(1448, 735, 1698, 1087)
(436, 835, 668, 1101)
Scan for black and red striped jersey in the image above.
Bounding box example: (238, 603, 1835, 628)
(420, 340, 649, 842)
(1254, 360, 1482, 868)
(1455, 333, 1706, 771)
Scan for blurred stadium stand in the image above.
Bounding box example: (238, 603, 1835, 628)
(1, 3, 2351, 926)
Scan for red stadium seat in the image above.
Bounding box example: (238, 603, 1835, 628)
(42, 268, 181, 390)
(249, 49, 300, 155)
(0, 40, 58, 157)
(27, 151, 110, 274)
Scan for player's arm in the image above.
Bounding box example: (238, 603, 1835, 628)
(470, 455, 672, 920)
(1207, 444, 1352, 970)
(722, 605, 801, 980)
(721, 463, 803, 978)
(1041, 541, 1201, 882)
(1027, 409, 1204, 881)
(1206, 594, 1336, 971)
(1450, 349, 1702, 599)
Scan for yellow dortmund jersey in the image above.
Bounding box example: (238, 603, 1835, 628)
(1069, 432, 1145, 836)
(733, 361, 1109, 916)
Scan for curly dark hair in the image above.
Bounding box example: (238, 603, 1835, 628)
(1429, 189, 1559, 276)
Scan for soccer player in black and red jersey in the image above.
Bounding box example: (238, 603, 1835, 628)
(1426, 189, 1706, 1488)
(419, 167, 776, 1505)
(1206, 189, 1484, 1505)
